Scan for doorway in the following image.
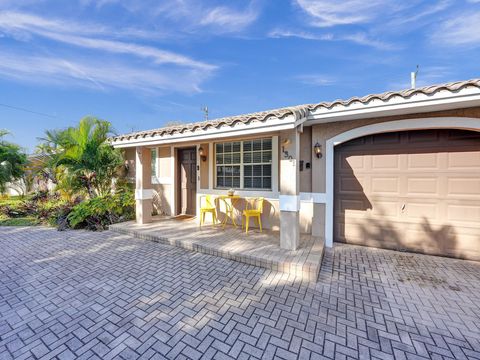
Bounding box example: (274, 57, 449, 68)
(178, 148, 197, 215)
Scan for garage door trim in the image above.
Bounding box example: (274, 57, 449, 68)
(324, 117, 480, 248)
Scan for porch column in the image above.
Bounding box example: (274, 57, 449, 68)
(135, 146, 153, 224)
(279, 129, 301, 250)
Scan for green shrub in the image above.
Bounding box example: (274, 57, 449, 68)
(67, 189, 134, 230)
(0, 198, 30, 218)
(0, 193, 72, 227)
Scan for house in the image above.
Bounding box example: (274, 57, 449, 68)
(5, 153, 55, 196)
(111, 79, 480, 261)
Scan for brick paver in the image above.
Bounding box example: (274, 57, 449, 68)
(0, 226, 479, 359)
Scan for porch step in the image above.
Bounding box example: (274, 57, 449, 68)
(109, 220, 324, 282)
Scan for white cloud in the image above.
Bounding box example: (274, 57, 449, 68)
(294, 0, 391, 27)
(0, 10, 170, 41)
(430, 11, 480, 46)
(387, 0, 452, 27)
(0, 50, 209, 94)
(268, 28, 395, 50)
(84, 0, 260, 34)
(293, 0, 454, 32)
(294, 74, 335, 86)
(268, 28, 333, 41)
(199, 5, 259, 33)
(0, 11, 217, 93)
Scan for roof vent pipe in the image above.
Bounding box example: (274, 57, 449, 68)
(411, 65, 419, 89)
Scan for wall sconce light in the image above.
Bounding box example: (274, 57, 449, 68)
(314, 142, 322, 159)
(198, 146, 207, 162)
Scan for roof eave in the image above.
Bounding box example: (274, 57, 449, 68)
(306, 86, 480, 125)
(111, 114, 297, 148)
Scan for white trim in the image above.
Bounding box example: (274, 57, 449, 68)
(307, 88, 480, 124)
(170, 146, 176, 216)
(279, 195, 300, 212)
(199, 188, 279, 199)
(208, 142, 213, 190)
(196, 144, 200, 194)
(150, 147, 159, 178)
(324, 117, 480, 248)
(113, 116, 295, 148)
(135, 189, 154, 200)
(272, 136, 279, 194)
(300, 192, 327, 203)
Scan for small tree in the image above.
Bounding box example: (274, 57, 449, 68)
(0, 130, 28, 194)
(38, 117, 124, 198)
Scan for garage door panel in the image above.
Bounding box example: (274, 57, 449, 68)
(369, 201, 398, 217)
(407, 153, 440, 169)
(372, 154, 400, 169)
(334, 129, 480, 260)
(447, 177, 480, 197)
(338, 198, 368, 212)
(407, 130, 441, 143)
(337, 154, 365, 170)
(372, 132, 402, 145)
(447, 151, 480, 168)
(405, 202, 438, 220)
(406, 177, 439, 195)
(371, 177, 399, 194)
(337, 175, 365, 193)
(446, 204, 480, 223)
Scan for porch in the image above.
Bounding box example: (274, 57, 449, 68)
(110, 216, 324, 282)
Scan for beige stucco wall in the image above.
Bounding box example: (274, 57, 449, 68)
(158, 147, 171, 177)
(151, 147, 173, 215)
(299, 127, 312, 193)
(200, 143, 209, 190)
(123, 148, 136, 179)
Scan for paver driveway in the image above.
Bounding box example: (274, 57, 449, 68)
(1, 227, 480, 360)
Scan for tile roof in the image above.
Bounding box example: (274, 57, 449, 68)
(112, 78, 480, 142)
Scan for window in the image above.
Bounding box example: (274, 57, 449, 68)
(151, 148, 158, 179)
(215, 138, 272, 189)
(216, 141, 241, 188)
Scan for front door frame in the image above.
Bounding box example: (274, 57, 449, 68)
(176, 146, 198, 216)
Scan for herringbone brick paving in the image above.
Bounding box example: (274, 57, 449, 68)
(0, 227, 479, 359)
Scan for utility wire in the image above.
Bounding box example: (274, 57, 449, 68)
(0, 102, 57, 118)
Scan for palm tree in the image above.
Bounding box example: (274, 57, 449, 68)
(0, 130, 28, 194)
(38, 117, 124, 198)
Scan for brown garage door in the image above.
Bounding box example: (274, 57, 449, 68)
(334, 129, 480, 260)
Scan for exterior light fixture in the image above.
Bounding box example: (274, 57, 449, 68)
(314, 142, 322, 159)
(198, 146, 207, 162)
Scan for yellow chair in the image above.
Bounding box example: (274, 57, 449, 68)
(242, 197, 264, 233)
(200, 195, 217, 227)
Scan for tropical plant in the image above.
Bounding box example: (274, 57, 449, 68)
(67, 187, 135, 230)
(0, 130, 28, 194)
(38, 117, 125, 198)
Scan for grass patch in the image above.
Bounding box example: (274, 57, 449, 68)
(0, 216, 40, 226)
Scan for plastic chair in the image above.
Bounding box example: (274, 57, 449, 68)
(200, 195, 217, 227)
(242, 197, 264, 233)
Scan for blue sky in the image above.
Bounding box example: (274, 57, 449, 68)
(1, 0, 480, 151)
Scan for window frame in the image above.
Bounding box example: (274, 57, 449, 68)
(150, 147, 159, 182)
(214, 137, 273, 190)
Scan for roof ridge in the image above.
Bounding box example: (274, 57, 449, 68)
(112, 78, 480, 142)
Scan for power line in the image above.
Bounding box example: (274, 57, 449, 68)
(0, 102, 57, 118)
